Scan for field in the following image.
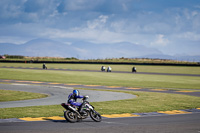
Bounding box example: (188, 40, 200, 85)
(1, 90, 200, 119)
(1, 63, 200, 74)
(0, 63, 200, 118)
(0, 63, 200, 89)
(0, 90, 47, 102)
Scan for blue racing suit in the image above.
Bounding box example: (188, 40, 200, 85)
(67, 93, 84, 107)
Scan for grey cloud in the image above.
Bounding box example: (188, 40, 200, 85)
(0, 0, 200, 57)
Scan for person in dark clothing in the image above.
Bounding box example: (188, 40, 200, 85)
(101, 66, 106, 71)
(67, 90, 84, 113)
(132, 67, 137, 72)
(43, 63, 47, 69)
(107, 66, 112, 72)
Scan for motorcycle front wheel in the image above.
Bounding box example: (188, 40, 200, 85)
(64, 110, 78, 123)
(90, 110, 102, 122)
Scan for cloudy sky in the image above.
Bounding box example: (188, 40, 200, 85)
(0, 0, 200, 57)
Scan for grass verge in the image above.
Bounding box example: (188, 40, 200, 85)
(0, 90, 200, 119)
(1, 63, 200, 75)
(0, 89, 48, 102)
(0, 68, 200, 89)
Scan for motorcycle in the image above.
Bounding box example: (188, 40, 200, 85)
(61, 96, 102, 123)
(101, 66, 106, 72)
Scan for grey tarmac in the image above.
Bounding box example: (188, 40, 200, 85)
(0, 84, 136, 108)
(0, 113, 200, 133)
(1, 66, 200, 77)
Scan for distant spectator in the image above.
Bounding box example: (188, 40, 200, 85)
(132, 66, 136, 73)
(43, 63, 47, 69)
(107, 66, 112, 72)
(101, 66, 106, 71)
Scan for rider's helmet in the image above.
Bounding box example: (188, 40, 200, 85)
(73, 90, 79, 96)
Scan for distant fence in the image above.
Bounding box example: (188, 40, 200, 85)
(0, 60, 200, 66)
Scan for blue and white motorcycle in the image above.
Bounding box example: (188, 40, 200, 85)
(61, 96, 102, 123)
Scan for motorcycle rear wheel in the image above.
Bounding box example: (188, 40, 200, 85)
(90, 110, 102, 122)
(64, 110, 78, 123)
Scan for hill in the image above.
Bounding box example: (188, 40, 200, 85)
(0, 38, 199, 62)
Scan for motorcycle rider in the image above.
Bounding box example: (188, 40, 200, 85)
(107, 66, 112, 72)
(67, 90, 85, 114)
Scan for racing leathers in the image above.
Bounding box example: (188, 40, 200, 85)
(67, 93, 84, 112)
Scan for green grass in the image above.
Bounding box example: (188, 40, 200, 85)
(1, 63, 200, 75)
(0, 90, 199, 119)
(0, 90, 48, 102)
(0, 63, 200, 119)
(93, 90, 200, 114)
(0, 68, 200, 89)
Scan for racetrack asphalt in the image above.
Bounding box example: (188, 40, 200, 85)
(1, 111, 200, 133)
(0, 83, 136, 108)
(1, 66, 200, 77)
(1, 79, 200, 97)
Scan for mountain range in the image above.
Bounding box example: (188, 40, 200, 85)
(0, 38, 199, 62)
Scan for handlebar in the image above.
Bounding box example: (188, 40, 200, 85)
(83, 95, 89, 101)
